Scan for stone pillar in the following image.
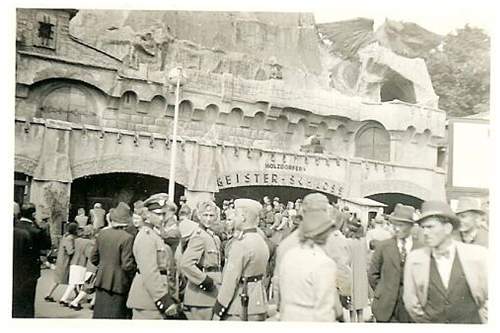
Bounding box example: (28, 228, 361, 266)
(29, 180, 71, 247)
(184, 189, 215, 209)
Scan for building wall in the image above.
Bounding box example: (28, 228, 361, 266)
(15, 8, 448, 216)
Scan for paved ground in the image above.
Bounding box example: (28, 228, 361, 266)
(35, 268, 92, 319)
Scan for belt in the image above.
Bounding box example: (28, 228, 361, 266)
(137, 269, 169, 276)
(196, 264, 221, 273)
(240, 274, 263, 283)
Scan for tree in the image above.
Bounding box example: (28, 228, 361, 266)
(425, 25, 490, 117)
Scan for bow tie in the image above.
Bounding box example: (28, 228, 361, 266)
(433, 249, 451, 260)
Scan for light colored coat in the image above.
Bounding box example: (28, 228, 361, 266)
(127, 226, 174, 310)
(217, 231, 270, 317)
(403, 241, 488, 323)
(278, 244, 341, 321)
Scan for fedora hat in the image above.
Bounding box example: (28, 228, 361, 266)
(299, 193, 334, 238)
(109, 202, 131, 226)
(385, 203, 415, 224)
(415, 201, 460, 228)
(455, 197, 485, 215)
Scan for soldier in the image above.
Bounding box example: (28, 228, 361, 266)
(180, 200, 223, 320)
(213, 199, 270, 321)
(126, 193, 181, 319)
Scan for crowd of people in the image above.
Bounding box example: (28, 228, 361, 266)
(12, 192, 488, 323)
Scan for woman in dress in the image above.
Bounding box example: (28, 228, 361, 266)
(344, 215, 369, 322)
(278, 193, 341, 322)
(44, 222, 78, 304)
(60, 225, 94, 309)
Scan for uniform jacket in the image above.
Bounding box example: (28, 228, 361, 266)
(217, 230, 270, 316)
(368, 236, 423, 321)
(278, 244, 341, 321)
(70, 237, 93, 267)
(91, 227, 136, 295)
(180, 225, 222, 307)
(127, 226, 174, 310)
(403, 241, 488, 323)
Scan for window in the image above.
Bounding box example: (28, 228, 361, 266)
(355, 124, 390, 161)
(120, 91, 137, 111)
(34, 13, 57, 49)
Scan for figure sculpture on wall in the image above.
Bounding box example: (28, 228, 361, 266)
(269, 56, 283, 80)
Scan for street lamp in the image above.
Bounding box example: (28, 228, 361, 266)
(167, 66, 188, 201)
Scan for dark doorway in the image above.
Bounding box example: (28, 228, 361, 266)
(215, 185, 339, 207)
(69, 173, 184, 221)
(366, 192, 423, 214)
(14, 172, 31, 206)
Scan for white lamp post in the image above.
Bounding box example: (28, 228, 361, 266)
(167, 66, 187, 200)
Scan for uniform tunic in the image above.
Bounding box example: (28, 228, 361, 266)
(278, 243, 340, 322)
(216, 229, 270, 320)
(127, 225, 175, 318)
(180, 225, 222, 315)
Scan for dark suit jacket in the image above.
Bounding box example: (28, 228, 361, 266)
(91, 227, 136, 295)
(13, 226, 34, 285)
(368, 237, 423, 321)
(16, 219, 51, 280)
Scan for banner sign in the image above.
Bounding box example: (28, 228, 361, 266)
(216, 170, 345, 197)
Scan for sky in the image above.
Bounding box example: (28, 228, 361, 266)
(9, 0, 495, 35)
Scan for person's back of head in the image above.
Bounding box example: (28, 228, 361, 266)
(20, 203, 36, 220)
(67, 222, 79, 236)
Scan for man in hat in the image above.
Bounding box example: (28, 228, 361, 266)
(91, 202, 136, 319)
(127, 193, 182, 319)
(366, 214, 392, 251)
(403, 201, 488, 323)
(453, 197, 488, 247)
(212, 199, 270, 321)
(180, 200, 223, 320)
(368, 204, 423, 323)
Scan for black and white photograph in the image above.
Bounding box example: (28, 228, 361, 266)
(4, 0, 496, 329)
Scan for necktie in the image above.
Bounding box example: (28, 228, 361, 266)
(400, 238, 407, 264)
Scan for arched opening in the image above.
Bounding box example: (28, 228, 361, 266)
(149, 95, 166, 116)
(120, 91, 138, 112)
(35, 79, 102, 124)
(380, 71, 416, 104)
(355, 122, 390, 161)
(215, 185, 339, 207)
(365, 193, 423, 214)
(205, 104, 219, 124)
(227, 108, 243, 127)
(252, 111, 266, 130)
(69, 172, 185, 221)
(179, 100, 193, 121)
